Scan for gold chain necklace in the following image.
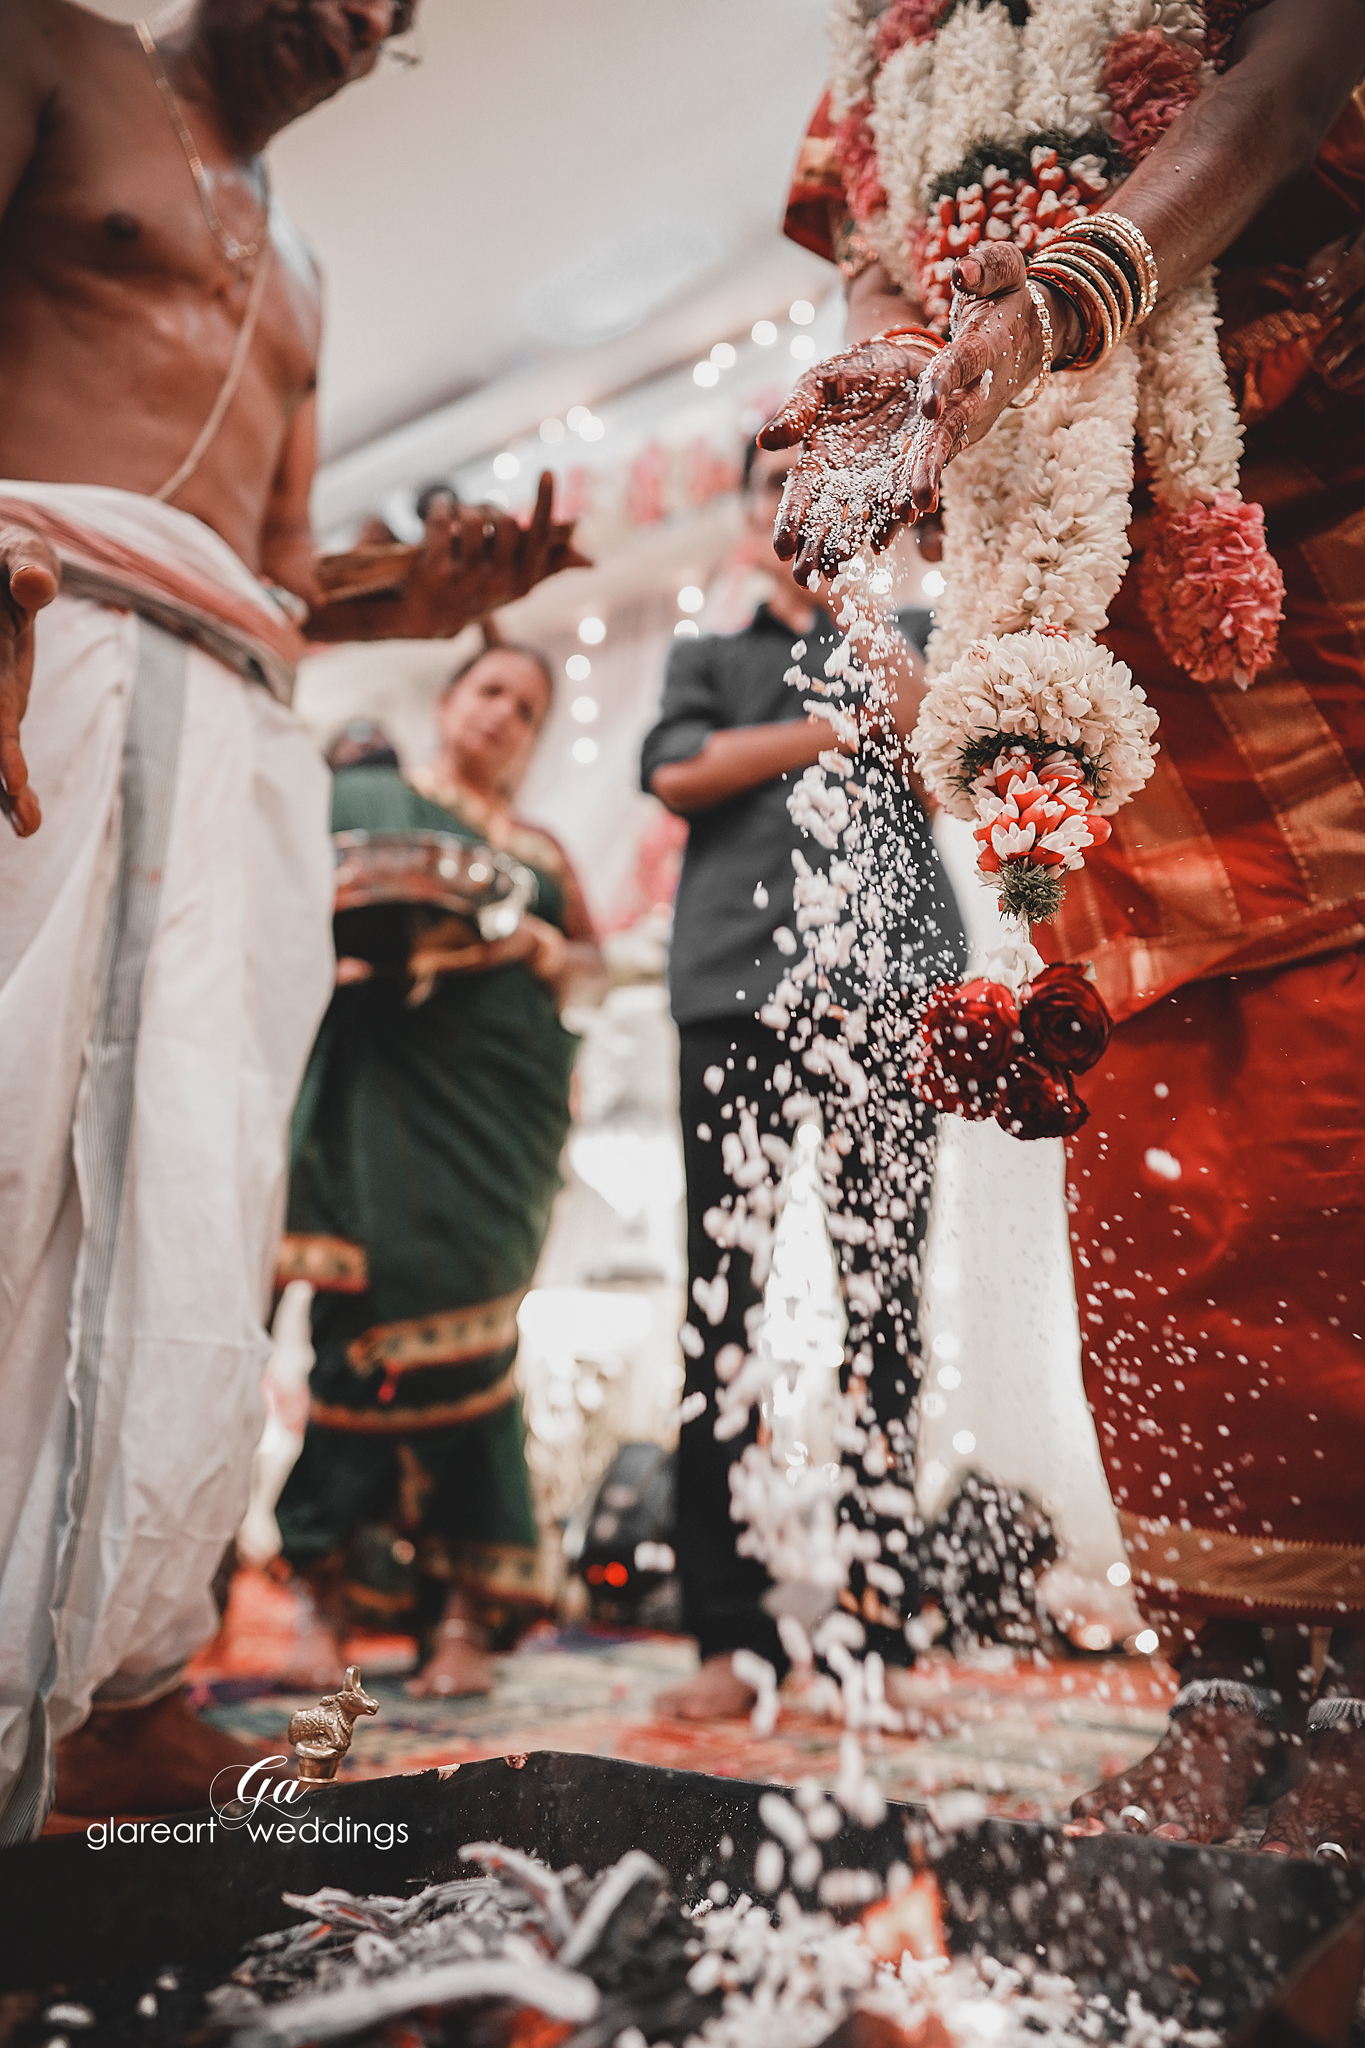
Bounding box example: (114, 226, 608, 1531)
(136, 20, 270, 272)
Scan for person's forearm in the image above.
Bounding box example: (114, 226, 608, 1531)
(1106, 0, 1365, 314)
(649, 719, 836, 815)
(845, 261, 924, 347)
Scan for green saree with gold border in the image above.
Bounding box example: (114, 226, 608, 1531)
(275, 765, 578, 1631)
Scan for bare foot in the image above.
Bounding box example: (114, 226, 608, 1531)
(406, 1632, 495, 1698)
(1069, 1698, 1278, 1843)
(55, 1687, 281, 1815)
(655, 1653, 758, 1721)
(1260, 1724, 1365, 1863)
(406, 1594, 495, 1698)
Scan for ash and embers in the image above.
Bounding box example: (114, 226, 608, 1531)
(204, 1822, 1222, 2048)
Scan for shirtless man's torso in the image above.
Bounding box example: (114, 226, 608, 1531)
(0, 0, 578, 839)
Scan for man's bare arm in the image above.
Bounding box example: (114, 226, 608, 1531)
(258, 390, 322, 606)
(772, 0, 1365, 552)
(1106, 0, 1365, 305)
(0, 4, 64, 836)
(915, 0, 1365, 487)
(650, 718, 849, 816)
(0, 523, 60, 838)
(0, 2, 55, 219)
(850, 2, 1365, 356)
(305, 477, 591, 645)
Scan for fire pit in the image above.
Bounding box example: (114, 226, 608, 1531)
(1, 1755, 1361, 2048)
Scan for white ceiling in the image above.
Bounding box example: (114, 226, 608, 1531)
(97, 0, 834, 467)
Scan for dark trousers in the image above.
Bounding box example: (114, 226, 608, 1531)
(677, 1014, 934, 1676)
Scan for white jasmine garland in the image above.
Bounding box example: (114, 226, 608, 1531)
(869, 37, 937, 288)
(927, 410, 1024, 678)
(989, 339, 1138, 633)
(912, 629, 1159, 820)
(922, 1, 1022, 207)
(1015, 0, 1115, 138)
(827, 0, 878, 122)
(1135, 267, 1243, 507)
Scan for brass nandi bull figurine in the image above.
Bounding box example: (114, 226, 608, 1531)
(287, 1665, 379, 1780)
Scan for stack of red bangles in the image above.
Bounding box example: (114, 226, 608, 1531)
(1027, 210, 1159, 371)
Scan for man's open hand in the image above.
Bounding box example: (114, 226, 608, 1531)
(0, 523, 61, 839)
(394, 473, 590, 638)
(758, 336, 940, 581)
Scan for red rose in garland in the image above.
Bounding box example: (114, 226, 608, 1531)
(916, 978, 1021, 1117)
(916, 1061, 1000, 1120)
(912, 964, 1110, 1141)
(1019, 963, 1113, 1074)
(995, 1054, 1089, 1141)
(922, 977, 1020, 1077)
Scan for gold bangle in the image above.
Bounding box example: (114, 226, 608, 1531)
(1065, 243, 1136, 331)
(1044, 248, 1123, 364)
(1062, 234, 1140, 334)
(1010, 282, 1055, 408)
(1026, 210, 1159, 373)
(1030, 253, 1117, 368)
(1027, 265, 1099, 371)
(1060, 223, 1153, 333)
(1073, 212, 1159, 319)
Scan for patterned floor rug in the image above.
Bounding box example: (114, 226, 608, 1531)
(164, 1567, 1176, 1825)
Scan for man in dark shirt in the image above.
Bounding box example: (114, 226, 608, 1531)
(640, 441, 965, 1719)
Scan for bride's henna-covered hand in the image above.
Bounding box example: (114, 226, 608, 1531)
(755, 246, 1066, 574)
(756, 335, 940, 580)
(911, 243, 1067, 513)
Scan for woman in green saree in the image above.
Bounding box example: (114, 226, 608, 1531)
(274, 643, 603, 1696)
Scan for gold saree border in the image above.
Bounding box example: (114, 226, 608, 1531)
(275, 1232, 369, 1293)
(420, 1536, 554, 1608)
(309, 1364, 518, 1435)
(1055, 665, 1365, 1016)
(793, 133, 841, 195)
(1085, 908, 1365, 1020)
(1113, 749, 1244, 943)
(1121, 1511, 1365, 1618)
(345, 1289, 526, 1378)
(1302, 506, 1365, 665)
(1208, 669, 1365, 910)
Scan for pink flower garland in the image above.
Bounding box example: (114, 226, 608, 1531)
(1141, 491, 1286, 689)
(1101, 30, 1201, 161)
(873, 0, 942, 65)
(1203, 0, 1268, 72)
(833, 98, 888, 223)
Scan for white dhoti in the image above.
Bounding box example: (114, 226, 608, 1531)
(0, 486, 334, 1841)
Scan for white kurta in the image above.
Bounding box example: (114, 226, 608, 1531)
(0, 486, 334, 1842)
